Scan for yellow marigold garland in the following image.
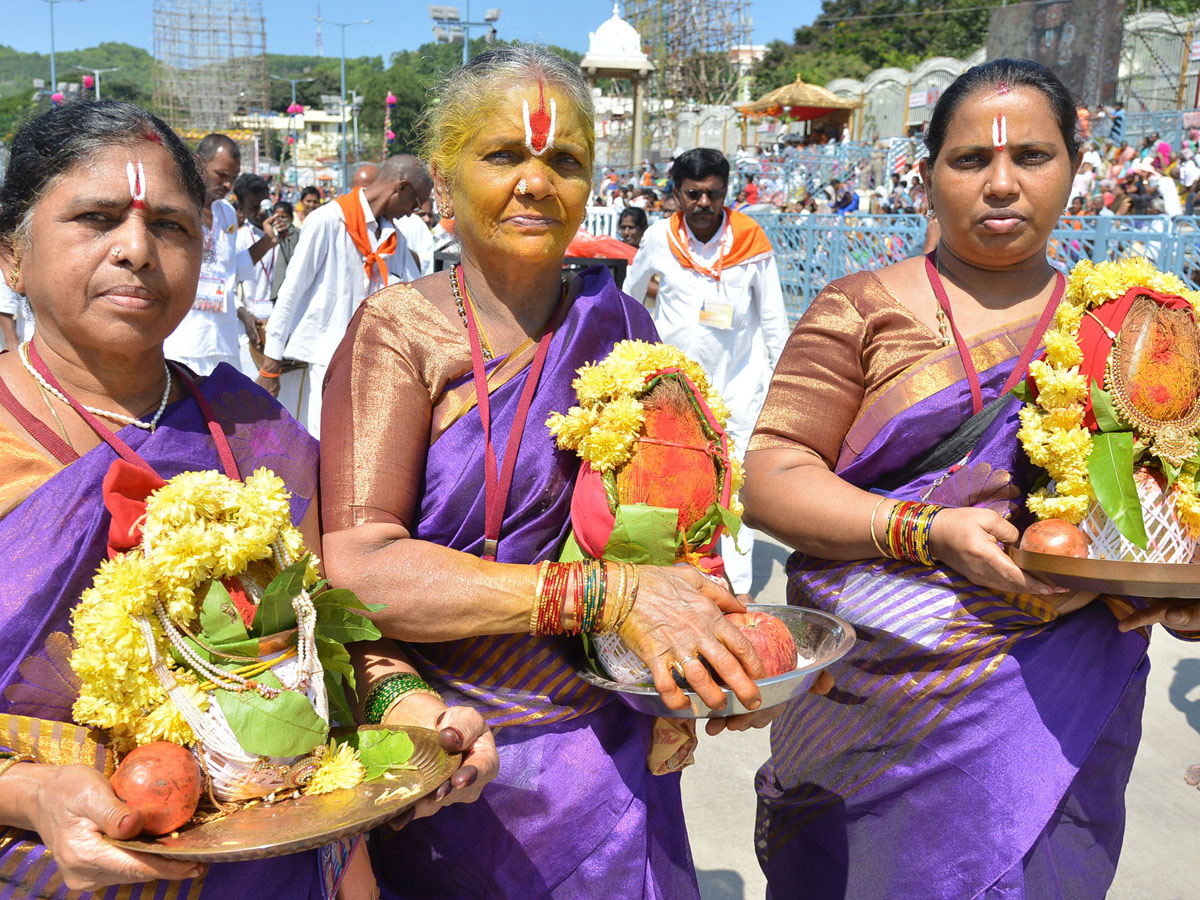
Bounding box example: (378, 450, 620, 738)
(547, 340, 739, 486)
(70, 467, 319, 753)
(1021, 258, 1200, 533)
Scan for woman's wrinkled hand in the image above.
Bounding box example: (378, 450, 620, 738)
(930, 507, 1063, 596)
(1117, 598, 1200, 633)
(27, 763, 204, 891)
(382, 702, 498, 830)
(620, 565, 764, 714)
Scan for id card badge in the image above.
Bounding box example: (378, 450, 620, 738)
(194, 277, 226, 313)
(698, 290, 734, 330)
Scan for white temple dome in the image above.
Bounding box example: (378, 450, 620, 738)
(581, 3, 654, 74)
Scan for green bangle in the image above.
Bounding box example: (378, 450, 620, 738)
(362, 673, 440, 725)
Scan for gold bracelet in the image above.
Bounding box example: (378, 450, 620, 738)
(0, 754, 34, 780)
(869, 496, 890, 559)
(599, 561, 627, 633)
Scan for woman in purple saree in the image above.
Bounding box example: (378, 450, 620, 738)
(320, 48, 773, 900)
(743, 60, 1200, 899)
(0, 100, 492, 899)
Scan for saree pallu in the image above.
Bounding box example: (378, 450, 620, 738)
(755, 324, 1150, 900)
(0, 364, 326, 900)
(370, 268, 699, 900)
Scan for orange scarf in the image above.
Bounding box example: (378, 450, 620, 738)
(334, 188, 397, 286)
(665, 207, 774, 282)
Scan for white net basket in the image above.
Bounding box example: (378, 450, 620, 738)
(1079, 468, 1197, 564)
(593, 633, 653, 685)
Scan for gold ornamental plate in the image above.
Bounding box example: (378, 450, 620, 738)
(107, 726, 458, 862)
(1010, 547, 1200, 599)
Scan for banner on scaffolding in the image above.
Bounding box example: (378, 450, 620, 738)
(987, 0, 1126, 106)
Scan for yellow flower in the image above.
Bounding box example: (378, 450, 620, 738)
(1029, 360, 1087, 409)
(1043, 328, 1083, 368)
(304, 741, 366, 795)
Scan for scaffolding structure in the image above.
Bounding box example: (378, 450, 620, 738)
(152, 0, 269, 134)
(624, 0, 753, 153)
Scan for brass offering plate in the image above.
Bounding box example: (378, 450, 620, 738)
(1010, 547, 1200, 599)
(108, 726, 458, 862)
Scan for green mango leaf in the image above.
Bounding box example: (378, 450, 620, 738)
(1010, 379, 1033, 404)
(317, 637, 355, 694)
(253, 556, 310, 636)
(558, 532, 587, 562)
(324, 669, 355, 728)
(1087, 431, 1148, 549)
(312, 588, 384, 614)
(1163, 459, 1182, 489)
(603, 504, 678, 566)
(314, 603, 382, 645)
(344, 729, 416, 782)
(1090, 384, 1126, 433)
(199, 580, 250, 646)
(213, 684, 327, 757)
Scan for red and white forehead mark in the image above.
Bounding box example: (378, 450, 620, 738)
(126, 160, 147, 209)
(522, 82, 557, 157)
(992, 115, 1008, 152)
(994, 79, 1011, 96)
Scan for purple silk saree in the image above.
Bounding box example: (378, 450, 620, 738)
(0, 364, 326, 900)
(756, 319, 1150, 900)
(369, 267, 699, 900)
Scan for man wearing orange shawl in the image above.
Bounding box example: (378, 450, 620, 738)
(258, 155, 430, 436)
(624, 148, 789, 599)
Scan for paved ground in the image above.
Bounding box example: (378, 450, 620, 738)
(679, 535, 1200, 900)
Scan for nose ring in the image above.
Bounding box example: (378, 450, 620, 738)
(110, 246, 122, 259)
(516, 178, 530, 196)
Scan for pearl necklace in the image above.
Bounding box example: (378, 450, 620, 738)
(19, 342, 172, 432)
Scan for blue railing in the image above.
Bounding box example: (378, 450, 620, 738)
(752, 213, 1200, 322)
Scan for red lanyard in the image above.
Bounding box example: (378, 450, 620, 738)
(19, 342, 240, 482)
(458, 264, 564, 562)
(924, 251, 1064, 415)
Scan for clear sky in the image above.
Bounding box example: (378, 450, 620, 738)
(5, 0, 821, 61)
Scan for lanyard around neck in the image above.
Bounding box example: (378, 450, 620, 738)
(458, 264, 565, 562)
(924, 250, 1064, 416)
(25, 342, 240, 481)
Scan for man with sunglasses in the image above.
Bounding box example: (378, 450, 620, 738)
(624, 147, 789, 601)
(257, 153, 430, 437)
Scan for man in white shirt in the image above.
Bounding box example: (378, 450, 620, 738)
(164, 134, 280, 375)
(1179, 149, 1200, 190)
(624, 148, 791, 600)
(257, 154, 431, 437)
(232, 173, 280, 377)
(395, 199, 436, 280)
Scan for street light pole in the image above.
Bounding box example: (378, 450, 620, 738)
(72, 64, 119, 100)
(271, 74, 315, 192)
(311, 15, 372, 194)
(430, 6, 499, 67)
(41, 0, 86, 92)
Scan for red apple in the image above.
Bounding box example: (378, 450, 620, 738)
(110, 742, 202, 835)
(1019, 519, 1090, 558)
(726, 611, 798, 678)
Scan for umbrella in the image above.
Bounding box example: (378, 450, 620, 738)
(737, 75, 861, 122)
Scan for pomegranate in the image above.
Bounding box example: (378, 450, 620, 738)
(1019, 519, 1090, 558)
(726, 611, 798, 677)
(110, 742, 202, 835)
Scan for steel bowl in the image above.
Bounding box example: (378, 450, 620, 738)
(576, 605, 856, 719)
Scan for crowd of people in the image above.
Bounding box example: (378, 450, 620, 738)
(0, 47, 1198, 900)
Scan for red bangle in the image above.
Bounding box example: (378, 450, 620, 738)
(258, 368, 280, 379)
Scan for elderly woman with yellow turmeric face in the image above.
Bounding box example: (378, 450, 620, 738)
(319, 47, 771, 898)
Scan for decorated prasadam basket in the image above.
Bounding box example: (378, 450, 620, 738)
(547, 340, 743, 683)
(1019, 257, 1200, 563)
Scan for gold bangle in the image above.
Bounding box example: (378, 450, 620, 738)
(869, 496, 890, 559)
(614, 564, 639, 632)
(530, 561, 549, 635)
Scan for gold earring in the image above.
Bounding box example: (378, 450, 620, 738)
(7, 251, 19, 291)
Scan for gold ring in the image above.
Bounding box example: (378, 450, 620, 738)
(678, 655, 699, 666)
(668, 659, 685, 677)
